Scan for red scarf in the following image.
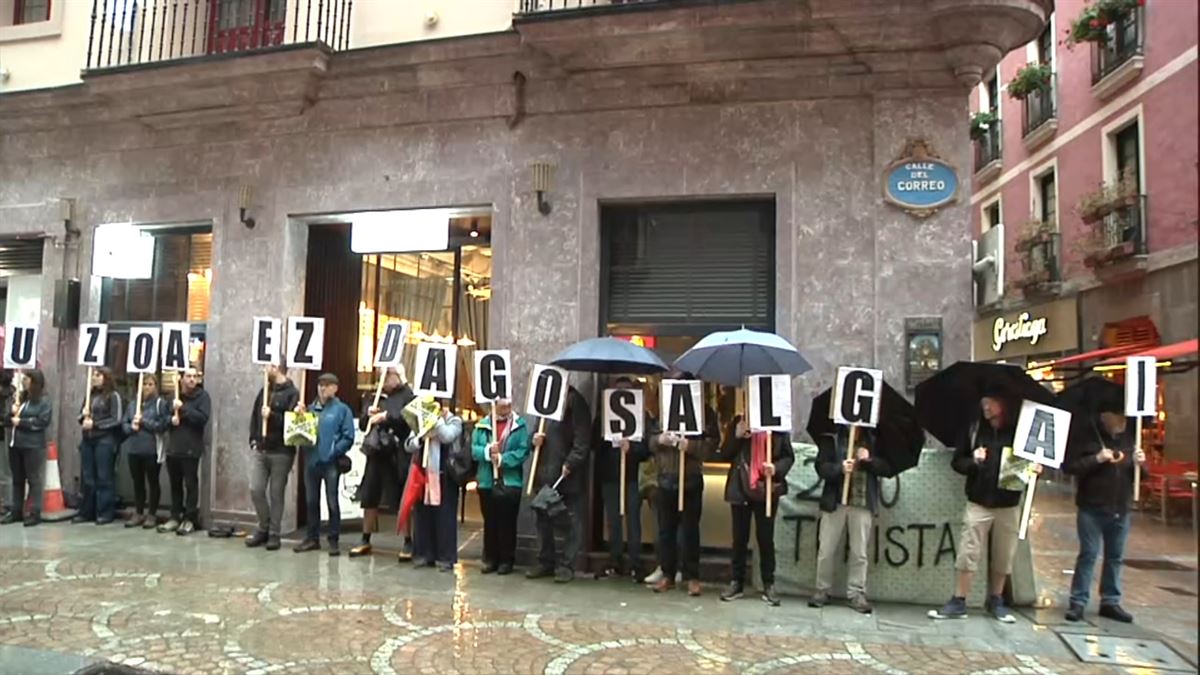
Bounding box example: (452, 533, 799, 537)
(749, 431, 768, 489)
(494, 417, 511, 449)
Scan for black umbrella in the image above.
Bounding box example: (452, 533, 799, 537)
(914, 361, 1056, 447)
(550, 337, 668, 375)
(807, 381, 925, 476)
(1057, 377, 1125, 462)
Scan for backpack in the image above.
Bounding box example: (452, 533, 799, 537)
(446, 430, 476, 487)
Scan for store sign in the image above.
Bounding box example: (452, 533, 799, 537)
(883, 140, 959, 218)
(972, 298, 1078, 361)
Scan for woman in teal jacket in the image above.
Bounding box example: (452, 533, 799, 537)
(471, 398, 531, 575)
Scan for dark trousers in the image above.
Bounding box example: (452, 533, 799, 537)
(601, 480, 643, 572)
(534, 490, 583, 574)
(79, 435, 116, 521)
(479, 487, 520, 567)
(166, 455, 201, 525)
(731, 500, 778, 586)
(127, 454, 161, 516)
(9, 444, 46, 518)
(656, 484, 702, 581)
(413, 473, 459, 565)
(360, 448, 407, 510)
(1069, 508, 1130, 607)
(304, 462, 341, 542)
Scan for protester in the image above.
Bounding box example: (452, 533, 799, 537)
(650, 385, 718, 597)
(718, 415, 794, 607)
(406, 402, 463, 572)
(355, 366, 416, 559)
(808, 428, 888, 613)
(122, 374, 170, 529)
(528, 386, 592, 584)
(471, 398, 530, 575)
(930, 391, 1040, 622)
(1063, 400, 1144, 623)
(596, 377, 653, 582)
(161, 367, 211, 536)
(246, 363, 300, 551)
(0, 370, 15, 521)
(4, 370, 52, 527)
(294, 373, 355, 556)
(75, 367, 123, 525)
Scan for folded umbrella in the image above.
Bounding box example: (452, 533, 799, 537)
(914, 361, 1056, 447)
(807, 381, 925, 476)
(550, 337, 668, 375)
(672, 328, 811, 386)
(396, 462, 427, 534)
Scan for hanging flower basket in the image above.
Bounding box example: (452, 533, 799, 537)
(1007, 63, 1052, 100)
(969, 110, 998, 141)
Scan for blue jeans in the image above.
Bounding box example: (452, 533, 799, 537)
(601, 480, 642, 572)
(79, 435, 116, 521)
(304, 462, 341, 542)
(1069, 508, 1130, 607)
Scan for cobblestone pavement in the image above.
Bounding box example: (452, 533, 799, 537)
(1, 515, 1193, 675)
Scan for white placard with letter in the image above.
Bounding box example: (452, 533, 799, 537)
(1124, 356, 1157, 417)
(1012, 400, 1071, 469)
(3, 324, 38, 369)
(126, 326, 161, 374)
(252, 317, 282, 366)
(374, 321, 409, 368)
(603, 388, 645, 441)
(286, 316, 325, 370)
(660, 379, 704, 436)
(161, 322, 191, 371)
(78, 323, 108, 367)
(832, 367, 883, 428)
(526, 364, 568, 422)
(474, 349, 511, 403)
(748, 374, 793, 432)
(413, 342, 458, 399)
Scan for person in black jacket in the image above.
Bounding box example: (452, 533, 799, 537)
(596, 377, 653, 581)
(122, 374, 171, 529)
(161, 367, 211, 536)
(0, 370, 14, 520)
(246, 364, 301, 551)
(527, 385, 592, 583)
(354, 366, 416, 559)
(4, 370, 52, 527)
(1063, 398, 1144, 624)
(74, 367, 124, 525)
(718, 415, 794, 607)
(806, 428, 888, 613)
(930, 390, 1041, 623)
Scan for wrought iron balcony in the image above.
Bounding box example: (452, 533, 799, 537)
(1015, 229, 1061, 297)
(1021, 73, 1057, 137)
(85, 0, 353, 71)
(973, 119, 1002, 173)
(517, 0, 668, 14)
(1092, 8, 1144, 84)
(1084, 195, 1149, 269)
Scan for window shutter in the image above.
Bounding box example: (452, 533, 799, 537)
(0, 238, 44, 274)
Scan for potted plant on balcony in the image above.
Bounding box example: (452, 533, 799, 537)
(969, 110, 998, 140)
(1066, 0, 1143, 47)
(1076, 182, 1119, 223)
(1007, 63, 1052, 100)
(1015, 220, 1055, 253)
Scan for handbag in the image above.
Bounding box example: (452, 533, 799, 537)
(336, 454, 353, 474)
(284, 411, 318, 447)
(447, 435, 476, 486)
(361, 425, 394, 456)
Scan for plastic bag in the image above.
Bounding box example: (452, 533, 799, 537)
(997, 445, 1036, 491)
(284, 411, 319, 447)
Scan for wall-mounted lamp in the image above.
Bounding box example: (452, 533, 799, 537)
(238, 184, 256, 229)
(468, 218, 480, 238)
(532, 162, 554, 216)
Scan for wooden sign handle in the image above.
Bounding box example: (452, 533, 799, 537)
(174, 370, 182, 404)
(83, 366, 94, 417)
(260, 367, 270, 437)
(841, 425, 859, 506)
(135, 372, 145, 418)
(1018, 475, 1038, 540)
(677, 442, 686, 512)
(619, 438, 627, 517)
(526, 416, 546, 496)
(491, 401, 500, 481)
(1133, 416, 1143, 503)
(765, 431, 774, 518)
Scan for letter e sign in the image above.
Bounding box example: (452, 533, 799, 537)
(1012, 400, 1071, 469)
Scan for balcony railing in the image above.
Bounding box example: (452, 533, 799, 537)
(86, 0, 353, 71)
(1016, 230, 1061, 296)
(1021, 73, 1057, 137)
(973, 119, 1002, 172)
(517, 0, 668, 14)
(1092, 8, 1144, 84)
(1085, 195, 1149, 269)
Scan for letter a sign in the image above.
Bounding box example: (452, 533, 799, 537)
(526, 364, 568, 421)
(832, 367, 883, 428)
(1125, 356, 1157, 418)
(660, 379, 703, 436)
(748, 374, 792, 432)
(603, 388, 645, 441)
(414, 342, 458, 399)
(474, 350, 511, 403)
(78, 323, 109, 367)
(126, 326, 161, 374)
(1013, 400, 1071, 469)
(3, 324, 38, 369)
(252, 317, 282, 366)
(286, 317, 325, 371)
(161, 322, 191, 372)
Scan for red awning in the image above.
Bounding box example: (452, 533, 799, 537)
(1098, 338, 1199, 365)
(1033, 343, 1156, 369)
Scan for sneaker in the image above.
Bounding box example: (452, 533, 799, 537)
(762, 585, 782, 607)
(124, 514, 144, 528)
(157, 519, 180, 533)
(720, 581, 744, 602)
(651, 578, 676, 593)
(496, 563, 513, 576)
(348, 544, 373, 558)
(142, 516, 159, 529)
(928, 596, 968, 620)
(1099, 604, 1134, 623)
(0, 512, 20, 525)
(23, 515, 40, 527)
(1065, 603, 1085, 622)
(554, 569, 574, 584)
(481, 562, 498, 575)
(397, 537, 413, 561)
(245, 531, 269, 548)
(849, 594, 873, 614)
(175, 520, 195, 536)
(808, 592, 830, 609)
(644, 567, 664, 585)
(525, 567, 554, 580)
(293, 539, 320, 553)
(265, 535, 281, 551)
(687, 580, 702, 597)
(986, 595, 1015, 623)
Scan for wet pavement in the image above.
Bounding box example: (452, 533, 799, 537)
(0, 487, 1196, 675)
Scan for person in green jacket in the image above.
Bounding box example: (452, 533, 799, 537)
(5, 370, 52, 527)
(471, 398, 531, 575)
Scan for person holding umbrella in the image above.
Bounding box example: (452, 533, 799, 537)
(1059, 378, 1144, 624)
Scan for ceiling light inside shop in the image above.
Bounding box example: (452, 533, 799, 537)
(92, 222, 155, 279)
(350, 208, 451, 253)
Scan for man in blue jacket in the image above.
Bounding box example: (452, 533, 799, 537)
(294, 373, 355, 557)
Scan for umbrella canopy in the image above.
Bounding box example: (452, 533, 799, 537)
(914, 361, 1056, 447)
(807, 381, 925, 476)
(550, 337, 668, 375)
(672, 328, 811, 386)
(1056, 377, 1124, 416)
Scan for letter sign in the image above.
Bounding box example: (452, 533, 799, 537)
(1125, 356, 1157, 417)
(3, 324, 38, 369)
(748, 374, 792, 432)
(474, 349, 511, 403)
(832, 367, 883, 428)
(1013, 400, 1071, 469)
(161, 322, 191, 372)
(126, 326, 161, 374)
(78, 323, 108, 367)
(526, 364, 568, 421)
(252, 317, 282, 366)
(374, 321, 409, 368)
(660, 379, 703, 436)
(604, 388, 645, 441)
(286, 316, 325, 370)
(413, 342, 458, 399)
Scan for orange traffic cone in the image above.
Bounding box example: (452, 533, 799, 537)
(38, 441, 74, 522)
